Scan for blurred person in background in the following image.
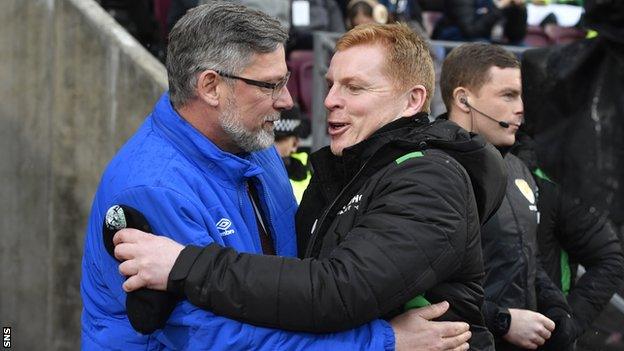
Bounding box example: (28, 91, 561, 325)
(433, 0, 527, 44)
(273, 105, 312, 203)
(343, 0, 429, 35)
(379, 0, 428, 35)
(345, 0, 390, 29)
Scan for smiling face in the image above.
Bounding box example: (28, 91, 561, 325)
(219, 45, 294, 152)
(324, 44, 411, 156)
(469, 66, 524, 147)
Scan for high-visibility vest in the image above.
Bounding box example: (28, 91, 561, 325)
(289, 152, 311, 204)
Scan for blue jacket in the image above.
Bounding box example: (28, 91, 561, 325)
(80, 93, 394, 350)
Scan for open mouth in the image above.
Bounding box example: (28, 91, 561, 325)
(328, 122, 350, 135)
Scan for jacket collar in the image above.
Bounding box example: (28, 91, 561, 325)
(310, 112, 507, 225)
(342, 114, 426, 166)
(311, 113, 429, 184)
(151, 93, 264, 184)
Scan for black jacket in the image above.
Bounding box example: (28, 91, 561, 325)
(535, 174, 624, 330)
(480, 153, 572, 351)
(168, 115, 507, 350)
(521, 37, 624, 232)
(512, 135, 624, 334)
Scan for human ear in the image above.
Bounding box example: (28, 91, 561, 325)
(195, 70, 221, 107)
(453, 87, 471, 113)
(402, 85, 427, 116)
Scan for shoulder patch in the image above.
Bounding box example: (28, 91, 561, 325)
(395, 151, 424, 165)
(515, 179, 536, 204)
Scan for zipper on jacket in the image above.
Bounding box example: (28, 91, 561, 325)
(240, 181, 262, 253)
(254, 177, 280, 254)
(304, 159, 372, 258)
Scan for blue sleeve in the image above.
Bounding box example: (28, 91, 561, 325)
(99, 186, 395, 351)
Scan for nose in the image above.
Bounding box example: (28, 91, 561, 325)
(274, 86, 294, 110)
(515, 97, 524, 119)
(324, 85, 342, 111)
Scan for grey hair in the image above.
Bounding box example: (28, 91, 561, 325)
(166, 2, 288, 107)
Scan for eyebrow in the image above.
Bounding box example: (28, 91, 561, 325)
(500, 88, 521, 95)
(259, 71, 289, 83)
(324, 76, 365, 86)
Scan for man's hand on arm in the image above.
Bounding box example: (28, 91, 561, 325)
(503, 308, 555, 349)
(391, 301, 471, 351)
(114, 228, 184, 292)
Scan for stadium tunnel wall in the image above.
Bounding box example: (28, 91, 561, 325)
(0, 0, 167, 349)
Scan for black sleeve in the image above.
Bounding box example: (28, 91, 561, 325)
(535, 258, 571, 315)
(445, 0, 503, 39)
(535, 259, 582, 350)
(482, 300, 509, 337)
(168, 154, 473, 332)
(554, 188, 624, 331)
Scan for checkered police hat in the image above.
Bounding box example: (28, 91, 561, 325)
(275, 105, 309, 138)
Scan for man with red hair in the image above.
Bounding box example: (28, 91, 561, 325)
(113, 22, 506, 350)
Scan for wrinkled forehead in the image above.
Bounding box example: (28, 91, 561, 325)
(327, 44, 390, 80)
(242, 45, 288, 79)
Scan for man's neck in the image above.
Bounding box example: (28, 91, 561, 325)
(448, 108, 506, 151)
(447, 109, 472, 132)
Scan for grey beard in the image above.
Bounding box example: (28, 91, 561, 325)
(219, 98, 277, 153)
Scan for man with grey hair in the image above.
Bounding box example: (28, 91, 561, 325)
(81, 3, 470, 350)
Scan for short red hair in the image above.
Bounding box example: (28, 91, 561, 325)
(336, 23, 435, 112)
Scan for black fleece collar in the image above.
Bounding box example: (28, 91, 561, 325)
(341, 113, 430, 173)
(308, 113, 429, 195)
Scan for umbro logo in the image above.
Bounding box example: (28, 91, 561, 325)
(216, 218, 235, 236)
